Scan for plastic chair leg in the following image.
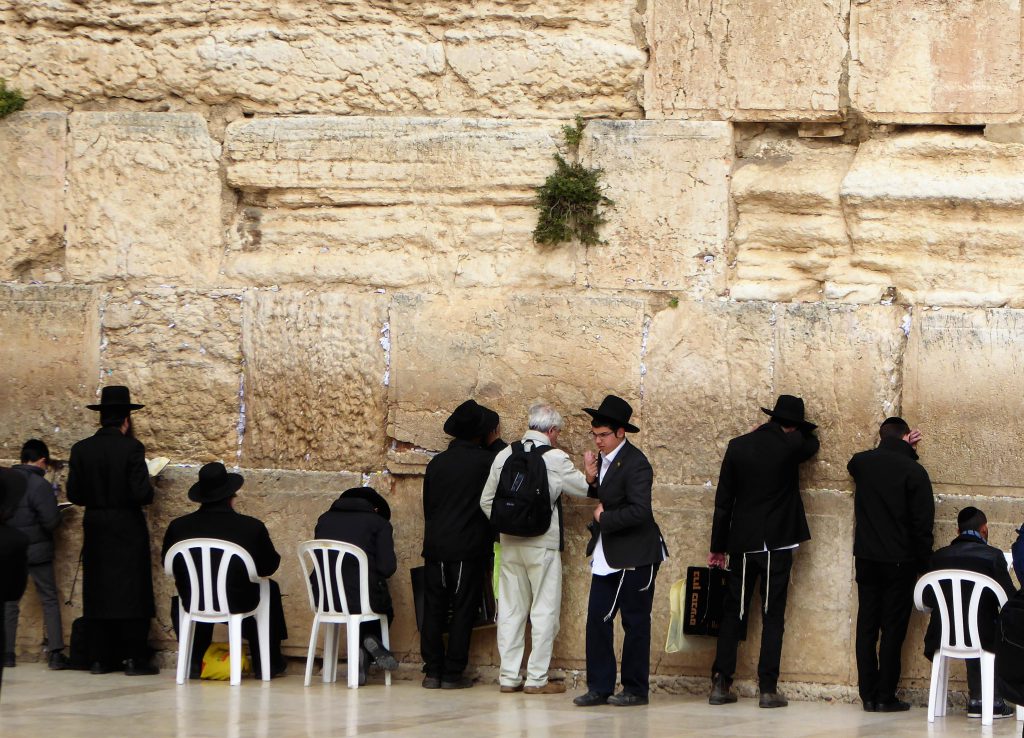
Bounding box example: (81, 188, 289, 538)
(176, 608, 193, 685)
(981, 652, 996, 726)
(347, 619, 361, 689)
(1016, 703, 1023, 721)
(927, 656, 943, 721)
(304, 618, 319, 687)
(228, 615, 243, 687)
(257, 604, 271, 681)
(324, 624, 336, 683)
(380, 617, 392, 687)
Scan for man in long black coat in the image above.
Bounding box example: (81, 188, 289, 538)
(420, 399, 496, 689)
(848, 417, 934, 712)
(66, 386, 157, 675)
(162, 462, 288, 678)
(0, 469, 30, 699)
(708, 394, 819, 709)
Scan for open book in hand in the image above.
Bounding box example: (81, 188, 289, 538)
(146, 457, 170, 478)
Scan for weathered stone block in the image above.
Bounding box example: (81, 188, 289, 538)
(903, 308, 1024, 491)
(65, 113, 222, 284)
(841, 131, 1024, 307)
(850, 0, 1023, 124)
(0, 286, 99, 459)
(644, 300, 775, 486)
(773, 303, 907, 488)
(645, 0, 848, 121)
(0, 112, 66, 282)
(241, 290, 388, 472)
(101, 289, 243, 462)
(581, 120, 732, 295)
(389, 293, 645, 457)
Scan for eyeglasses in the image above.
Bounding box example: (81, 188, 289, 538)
(589, 430, 615, 439)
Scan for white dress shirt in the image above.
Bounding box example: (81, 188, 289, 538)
(590, 440, 626, 576)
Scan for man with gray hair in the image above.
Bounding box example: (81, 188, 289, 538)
(481, 402, 589, 694)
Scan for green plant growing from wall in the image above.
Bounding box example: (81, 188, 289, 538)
(0, 80, 26, 119)
(533, 115, 612, 246)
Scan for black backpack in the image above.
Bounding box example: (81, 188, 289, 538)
(490, 441, 557, 539)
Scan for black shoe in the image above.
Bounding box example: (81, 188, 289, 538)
(2, 653, 14, 668)
(48, 651, 70, 671)
(607, 691, 648, 707)
(422, 676, 441, 689)
(90, 661, 117, 674)
(573, 690, 611, 707)
(123, 658, 159, 676)
(759, 691, 789, 708)
(968, 699, 1015, 719)
(876, 699, 910, 712)
(862, 700, 877, 712)
(363, 636, 399, 671)
(709, 675, 738, 705)
(441, 676, 474, 689)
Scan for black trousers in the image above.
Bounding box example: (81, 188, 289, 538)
(420, 558, 485, 682)
(88, 618, 152, 668)
(855, 558, 916, 702)
(171, 579, 288, 677)
(966, 659, 1005, 704)
(585, 563, 659, 697)
(712, 549, 793, 693)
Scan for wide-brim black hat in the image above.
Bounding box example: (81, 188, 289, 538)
(0, 467, 27, 519)
(584, 394, 639, 433)
(761, 394, 816, 430)
(341, 487, 391, 521)
(443, 400, 488, 440)
(188, 462, 244, 503)
(86, 385, 144, 411)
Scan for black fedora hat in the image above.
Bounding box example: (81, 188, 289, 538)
(443, 400, 487, 440)
(188, 462, 244, 503)
(341, 487, 391, 521)
(86, 385, 144, 411)
(583, 395, 639, 433)
(761, 395, 816, 430)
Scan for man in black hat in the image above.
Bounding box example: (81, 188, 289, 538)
(313, 486, 399, 684)
(707, 394, 819, 708)
(66, 385, 158, 675)
(848, 417, 934, 712)
(162, 462, 288, 678)
(420, 399, 495, 689)
(0, 469, 30, 697)
(574, 395, 667, 708)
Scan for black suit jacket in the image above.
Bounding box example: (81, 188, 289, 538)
(710, 422, 819, 557)
(586, 440, 665, 569)
(162, 501, 281, 615)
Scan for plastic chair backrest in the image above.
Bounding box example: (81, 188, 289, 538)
(914, 569, 1009, 657)
(298, 540, 373, 617)
(163, 538, 261, 617)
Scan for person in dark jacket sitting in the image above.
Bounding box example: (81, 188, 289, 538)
(313, 487, 398, 683)
(4, 439, 69, 670)
(925, 506, 1017, 719)
(0, 469, 30, 698)
(162, 462, 288, 678)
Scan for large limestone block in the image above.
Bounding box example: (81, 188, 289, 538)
(0, 2, 643, 117)
(101, 289, 243, 462)
(850, 0, 1023, 124)
(241, 290, 388, 472)
(0, 286, 99, 459)
(0, 112, 66, 282)
(581, 120, 732, 295)
(65, 113, 222, 284)
(643, 300, 775, 486)
(389, 293, 645, 457)
(224, 117, 576, 288)
(903, 308, 1024, 491)
(731, 136, 880, 302)
(841, 131, 1024, 307)
(773, 304, 907, 488)
(645, 0, 848, 121)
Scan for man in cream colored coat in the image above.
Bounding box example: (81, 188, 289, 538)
(481, 403, 589, 694)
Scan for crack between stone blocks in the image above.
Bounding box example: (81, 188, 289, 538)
(235, 366, 247, 467)
(887, 305, 913, 419)
(638, 313, 652, 401)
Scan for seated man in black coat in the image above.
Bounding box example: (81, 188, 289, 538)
(0, 469, 30, 697)
(925, 506, 1017, 718)
(162, 463, 288, 678)
(313, 487, 398, 683)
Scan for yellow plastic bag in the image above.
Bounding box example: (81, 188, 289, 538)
(665, 578, 687, 653)
(200, 642, 251, 681)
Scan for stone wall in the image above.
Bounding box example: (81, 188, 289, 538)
(3, 0, 1024, 702)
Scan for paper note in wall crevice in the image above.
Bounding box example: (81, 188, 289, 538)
(146, 457, 170, 477)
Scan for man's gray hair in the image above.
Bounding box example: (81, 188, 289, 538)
(528, 403, 563, 432)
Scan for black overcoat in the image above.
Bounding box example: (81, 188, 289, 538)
(710, 422, 820, 557)
(586, 440, 666, 569)
(421, 438, 494, 561)
(66, 427, 155, 619)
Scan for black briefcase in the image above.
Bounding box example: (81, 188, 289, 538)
(683, 565, 729, 637)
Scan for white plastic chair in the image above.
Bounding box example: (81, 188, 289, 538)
(163, 538, 271, 686)
(297, 540, 392, 689)
(914, 569, 1009, 726)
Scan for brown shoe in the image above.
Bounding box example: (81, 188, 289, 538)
(500, 684, 524, 693)
(524, 681, 566, 695)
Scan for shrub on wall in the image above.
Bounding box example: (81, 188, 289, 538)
(0, 80, 26, 118)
